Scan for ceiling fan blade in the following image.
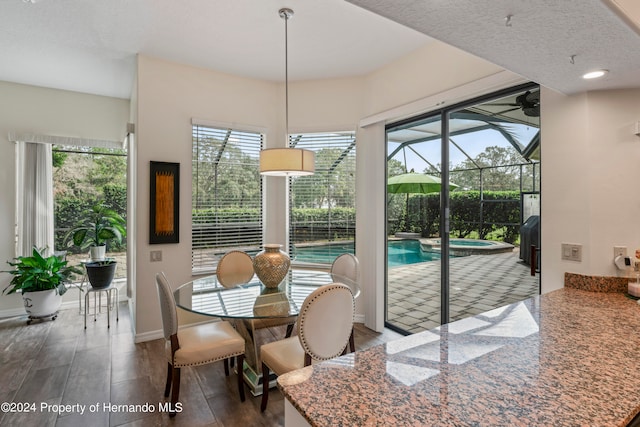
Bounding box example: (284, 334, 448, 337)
(523, 105, 540, 117)
(492, 106, 521, 116)
(525, 91, 540, 103)
(485, 102, 519, 107)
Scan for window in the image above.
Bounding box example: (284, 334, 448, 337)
(288, 132, 356, 264)
(192, 124, 263, 272)
(53, 144, 128, 280)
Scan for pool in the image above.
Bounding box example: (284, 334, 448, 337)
(292, 240, 441, 267)
(421, 238, 514, 256)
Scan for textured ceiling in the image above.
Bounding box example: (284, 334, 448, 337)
(346, 0, 640, 95)
(1, 0, 639, 100)
(0, 0, 430, 99)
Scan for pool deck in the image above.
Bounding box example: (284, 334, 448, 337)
(387, 249, 539, 334)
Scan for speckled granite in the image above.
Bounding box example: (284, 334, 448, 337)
(278, 289, 640, 426)
(565, 272, 628, 292)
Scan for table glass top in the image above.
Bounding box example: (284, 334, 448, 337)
(174, 269, 358, 320)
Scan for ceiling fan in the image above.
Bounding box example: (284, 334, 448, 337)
(485, 90, 540, 117)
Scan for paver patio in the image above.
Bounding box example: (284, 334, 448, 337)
(387, 250, 539, 334)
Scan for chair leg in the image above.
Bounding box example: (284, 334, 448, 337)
(164, 362, 172, 397)
(237, 354, 245, 402)
(170, 367, 180, 417)
(224, 358, 230, 376)
(285, 323, 294, 338)
(261, 362, 270, 412)
(349, 327, 355, 353)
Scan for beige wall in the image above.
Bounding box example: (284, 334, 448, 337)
(0, 81, 130, 312)
(541, 88, 640, 292)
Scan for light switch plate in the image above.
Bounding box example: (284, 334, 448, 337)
(561, 243, 582, 262)
(150, 250, 162, 262)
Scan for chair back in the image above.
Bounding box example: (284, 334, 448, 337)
(331, 253, 360, 285)
(298, 283, 354, 361)
(217, 251, 255, 288)
(155, 272, 179, 340)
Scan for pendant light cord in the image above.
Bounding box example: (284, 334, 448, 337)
(280, 8, 293, 146)
(284, 10, 290, 144)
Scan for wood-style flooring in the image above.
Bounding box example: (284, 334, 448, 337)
(0, 302, 402, 426)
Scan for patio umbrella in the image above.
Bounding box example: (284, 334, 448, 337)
(388, 172, 458, 234)
(387, 172, 458, 194)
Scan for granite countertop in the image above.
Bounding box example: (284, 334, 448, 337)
(278, 288, 640, 426)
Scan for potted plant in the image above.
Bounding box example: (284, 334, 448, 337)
(67, 202, 126, 261)
(84, 259, 117, 289)
(66, 202, 125, 289)
(3, 247, 82, 323)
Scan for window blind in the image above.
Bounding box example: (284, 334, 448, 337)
(288, 132, 356, 262)
(192, 124, 263, 272)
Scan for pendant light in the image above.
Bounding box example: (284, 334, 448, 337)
(259, 8, 315, 176)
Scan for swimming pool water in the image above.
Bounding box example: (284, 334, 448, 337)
(292, 240, 440, 267)
(432, 238, 494, 247)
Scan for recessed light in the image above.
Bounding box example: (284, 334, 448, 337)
(583, 70, 608, 80)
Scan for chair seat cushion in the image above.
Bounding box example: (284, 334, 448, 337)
(260, 336, 305, 376)
(167, 321, 245, 367)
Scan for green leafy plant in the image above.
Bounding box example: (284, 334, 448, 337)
(3, 248, 82, 296)
(67, 202, 126, 250)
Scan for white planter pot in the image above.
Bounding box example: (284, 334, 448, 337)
(22, 289, 62, 318)
(90, 245, 106, 261)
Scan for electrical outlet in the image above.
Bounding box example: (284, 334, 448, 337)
(150, 250, 162, 262)
(614, 246, 627, 258)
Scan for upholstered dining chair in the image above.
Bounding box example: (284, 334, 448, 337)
(155, 272, 246, 416)
(330, 253, 360, 352)
(217, 250, 297, 338)
(260, 283, 354, 412)
(216, 250, 255, 288)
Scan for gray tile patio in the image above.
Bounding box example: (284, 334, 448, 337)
(387, 250, 539, 334)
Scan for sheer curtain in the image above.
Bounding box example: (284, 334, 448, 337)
(15, 141, 54, 257)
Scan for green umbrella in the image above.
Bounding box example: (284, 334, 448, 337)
(387, 172, 458, 194)
(388, 173, 458, 233)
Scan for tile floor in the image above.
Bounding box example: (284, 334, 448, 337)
(387, 250, 539, 333)
(0, 303, 401, 427)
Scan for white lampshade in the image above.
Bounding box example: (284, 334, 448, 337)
(259, 148, 315, 176)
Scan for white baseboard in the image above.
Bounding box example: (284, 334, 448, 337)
(135, 329, 164, 343)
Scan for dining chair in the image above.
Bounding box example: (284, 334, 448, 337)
(155, 272, 246, 416)
(330, 253, 360, 352)
(260, 283, 354, 412)
(216, 250, 255, 288)
(216, 250, 297, 338)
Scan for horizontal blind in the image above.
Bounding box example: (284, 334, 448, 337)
(289, 132, 356, 262)
(192, 125, 263, 272)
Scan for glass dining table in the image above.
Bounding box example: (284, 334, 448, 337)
(174, 269, 358, 395)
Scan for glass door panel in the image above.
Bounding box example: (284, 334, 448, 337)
(386, 116, 443, 334)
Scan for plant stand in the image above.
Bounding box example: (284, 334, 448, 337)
(84, 284, 119, 329)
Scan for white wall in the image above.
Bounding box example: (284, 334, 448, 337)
(0, 81, 130, 312)
(541, 88, 640, 292)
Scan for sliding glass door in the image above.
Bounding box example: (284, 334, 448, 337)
(385, 84, 541, 334)
(386, 115, 444, 333)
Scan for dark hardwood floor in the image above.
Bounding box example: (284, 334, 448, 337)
(0, 302, 402, 426)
